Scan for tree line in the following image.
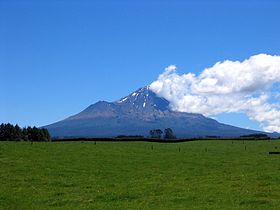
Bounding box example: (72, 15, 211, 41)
(0, 123, 51, 142)
(149, 128, 176, 139)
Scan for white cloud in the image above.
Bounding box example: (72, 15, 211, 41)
(150, 54, 280, 133)
(164, 64, 177, 73)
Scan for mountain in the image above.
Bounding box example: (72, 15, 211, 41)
(45, 86, 267, 138)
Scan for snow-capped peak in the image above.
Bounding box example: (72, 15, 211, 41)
(114, 86, 170, 112)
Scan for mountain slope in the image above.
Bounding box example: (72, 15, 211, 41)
(45, 86, 266, 138)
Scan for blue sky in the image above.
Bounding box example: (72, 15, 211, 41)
(1, 0, 280, 130)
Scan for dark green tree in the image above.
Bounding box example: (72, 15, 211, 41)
(14, 124, 23, 141)
(0, 123, 5, 140)
(164, 128, 176, 139)
(149, 129, 163, 139)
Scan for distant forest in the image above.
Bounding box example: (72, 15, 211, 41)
(0, 123, 51, 142)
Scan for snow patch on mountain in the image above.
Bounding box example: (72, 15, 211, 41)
(118, 97, 128, 103)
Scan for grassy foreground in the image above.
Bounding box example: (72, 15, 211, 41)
(1, 140, 280, 210)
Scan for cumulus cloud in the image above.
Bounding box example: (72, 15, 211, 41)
(150, 54, 280, 132)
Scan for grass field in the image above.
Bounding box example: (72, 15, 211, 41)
(1, 140, 280, 210)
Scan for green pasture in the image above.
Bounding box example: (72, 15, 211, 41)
(1, 140, 280, 209)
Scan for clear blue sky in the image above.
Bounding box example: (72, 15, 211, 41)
(1, 0, 280, 130)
